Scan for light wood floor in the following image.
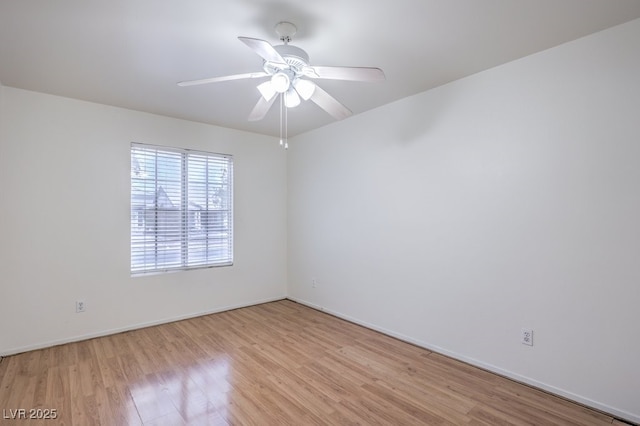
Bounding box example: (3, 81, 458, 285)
(0, 300, 625, 425)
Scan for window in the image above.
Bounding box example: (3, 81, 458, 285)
(130, 143, 233, 274)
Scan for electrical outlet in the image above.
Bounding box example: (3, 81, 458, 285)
(521, 328, 533, 346)
(76, 300, 86, 313)
(312, 278, 317, 288)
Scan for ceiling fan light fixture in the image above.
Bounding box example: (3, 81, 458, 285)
(293, 78, 316, 101)
(271, 72, 290, 93)
(257, 81, 276, 101)
(284, 88, 301, 108)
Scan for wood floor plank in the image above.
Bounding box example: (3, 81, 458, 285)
(104, 385, 143, 426)
(266, 366, 337, 418)
(359, 381, 454, 424)
(0, 356, 18, 408)
(128, 373, 176, 423)
(370, 377, 476, 424)
(0, 300, 620, 425)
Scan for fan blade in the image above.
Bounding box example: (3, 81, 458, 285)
(248, 95, 277, 121)
(309, 85, 352, 121)
(178, 72, 268, 87)
(304, 66, 385, 82)
(238, 37, 287, 67)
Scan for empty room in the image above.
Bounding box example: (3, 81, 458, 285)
(1, 1, 639, 424)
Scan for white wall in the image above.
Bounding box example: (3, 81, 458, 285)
(0, 87, 287, 355)
(288, 18, 640, 422)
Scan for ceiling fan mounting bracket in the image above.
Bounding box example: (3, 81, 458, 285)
(275, 21, 297, 43)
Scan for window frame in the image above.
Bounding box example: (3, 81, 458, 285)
(130, 142, 233, 275)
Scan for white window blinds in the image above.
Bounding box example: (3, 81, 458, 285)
(130, 143, 233, 274)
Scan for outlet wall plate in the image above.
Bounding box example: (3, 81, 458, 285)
(76, 300, 86, 313)
(521, 328, 533, 346)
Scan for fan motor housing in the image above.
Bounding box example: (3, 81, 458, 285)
(267, 44, 310, 72)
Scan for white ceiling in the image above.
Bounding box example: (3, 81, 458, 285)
(2, 0, 640, 137)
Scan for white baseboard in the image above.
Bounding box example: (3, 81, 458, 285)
(1, 295, 286, 357)
(287, 296, 639, 425)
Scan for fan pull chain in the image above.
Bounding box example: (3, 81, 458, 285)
(278, 93, 288, 150)
(279, 95, 283, 146)
(284, 98, 288, 150)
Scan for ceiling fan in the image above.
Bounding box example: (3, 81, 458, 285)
(178, 22, 385, 122)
